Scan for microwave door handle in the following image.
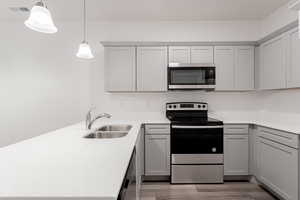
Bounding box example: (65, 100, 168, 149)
(172, 125, 223, 129)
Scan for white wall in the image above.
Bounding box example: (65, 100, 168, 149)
(0, 21, 91, 147)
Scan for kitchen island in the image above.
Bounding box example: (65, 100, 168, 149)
(0, 119, 145, 200)
(1, 112, 300, 200)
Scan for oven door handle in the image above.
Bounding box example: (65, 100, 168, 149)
(172, 125, 223, 129)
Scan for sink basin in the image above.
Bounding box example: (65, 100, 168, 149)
(84, 125, 132, 139)
(96, 125, 132, 132)
(84, 131, 128, 139)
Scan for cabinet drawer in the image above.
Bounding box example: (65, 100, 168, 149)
(224, 124, 249, 134)
(145, 124, 170, 135)
(258, 127, 298, 149)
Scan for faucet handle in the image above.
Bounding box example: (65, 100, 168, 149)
(103, 113, 112, 118)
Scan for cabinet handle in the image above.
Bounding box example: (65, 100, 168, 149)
(148, 138, 166, 140)
(227, 127, 246, 130)
(261, 130, 292, 140)
(261, 140, 292, 154)
(227, 137, 246, 140)
(148, 127, 168, 130)
(172, 125, 223, 129)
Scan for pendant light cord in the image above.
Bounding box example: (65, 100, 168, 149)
(83, 0, 87, 42)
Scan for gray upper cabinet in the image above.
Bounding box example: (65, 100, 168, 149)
(169, 46, 190, 63)
(235, 46, 254, 90)
(104, 47, 136, 92)
(214, 46, 235, 90)
(169, 46, 214, 64)
(190, 46, 214, 63)
(215, 46, 254, 91)
(287, 28, 300, 88)
(137, 47, 168, 91)
(259, 34, 287, 90)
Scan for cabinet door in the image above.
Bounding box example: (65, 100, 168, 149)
(224, 135, 249, 175)
(137, 47, 168, 91)
(169, 46, 190, 63)
(214, 47, 235, 90)
(145, 134, 170, 176)
(135, 128, 144, 199)
(260, 34, 287, 90)
(258, 138, 298, 200)
(249, 126, 260, 178)
(190, 46, 214, 63)
(287, 28, 300, 88)
(235, 46, 254, 90)
(104, 47, 136, 91)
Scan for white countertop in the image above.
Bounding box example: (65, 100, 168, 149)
(210, 111, 300, 134)
(0, 119, 153, 200)
(1, 112, 300, 199)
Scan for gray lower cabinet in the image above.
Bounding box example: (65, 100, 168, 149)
(224, 124, 249, 176)
(249, 125, 260, 178)
(257, 127, 299, 200)
(135, 127, 144, 197)
(224, 135, 249, 176)
(145, 124, 170, 176)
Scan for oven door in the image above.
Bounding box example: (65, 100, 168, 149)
(171, 125, 223, 155)
(168, 64, 215, 90)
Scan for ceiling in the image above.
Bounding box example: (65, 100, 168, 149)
(0, 0, 290, 21)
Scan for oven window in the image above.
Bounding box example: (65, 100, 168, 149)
(169, 67, 215, 85)
(171, 127, 223, 154)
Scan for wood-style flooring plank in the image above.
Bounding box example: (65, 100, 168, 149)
(140, 182, 278, 200)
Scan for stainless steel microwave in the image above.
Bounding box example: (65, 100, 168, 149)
(168, 63, 216, 90)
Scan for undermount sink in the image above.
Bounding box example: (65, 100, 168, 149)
(84, 125, 132, 139)
(97, 125, 132, 132)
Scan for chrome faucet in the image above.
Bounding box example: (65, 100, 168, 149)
(86, 108, 111, 130)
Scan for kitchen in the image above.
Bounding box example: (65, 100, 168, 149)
(1, 0, 300, 199)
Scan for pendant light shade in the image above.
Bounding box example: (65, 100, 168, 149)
(76, 42, 94, 59)
(24, 1, 57, 34)
(77, 0, 94, 59)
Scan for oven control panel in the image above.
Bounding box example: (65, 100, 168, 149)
(166, 102, 208, 111)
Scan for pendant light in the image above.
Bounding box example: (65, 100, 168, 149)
(76, 0, 94, 59)
(24, 0, 57, 34)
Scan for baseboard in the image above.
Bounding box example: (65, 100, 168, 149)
(143, 175, 170, 182)
(224, 175, 251, 181)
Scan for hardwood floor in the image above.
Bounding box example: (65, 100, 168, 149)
(140, 182, 278, 200)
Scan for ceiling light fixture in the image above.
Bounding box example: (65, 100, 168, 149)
(24, 0, 57, 34)
(76, 0, 94, 59)
(289, 0, 300, 39)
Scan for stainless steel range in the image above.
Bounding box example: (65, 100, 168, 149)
(166, 102, 224, 184)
